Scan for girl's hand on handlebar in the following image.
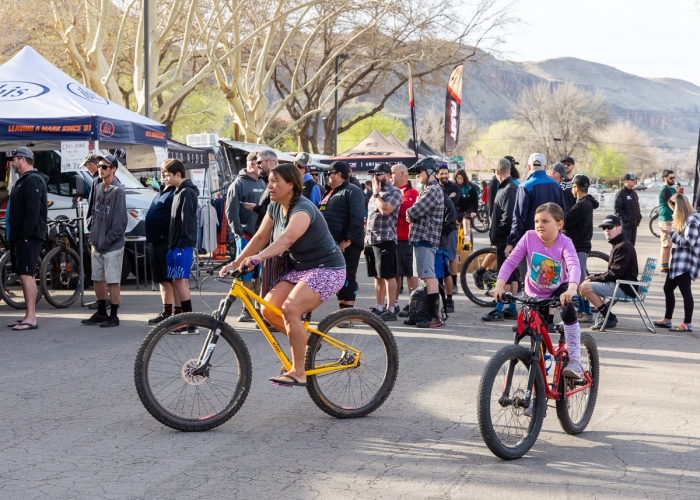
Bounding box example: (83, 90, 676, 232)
(492, 283, 505, 302)
(560, 283, 579, 305)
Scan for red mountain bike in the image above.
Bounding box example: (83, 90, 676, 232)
(477, 293, 600, 460)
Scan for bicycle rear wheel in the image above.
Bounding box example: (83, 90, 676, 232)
(472, 209, 490, 233)
(460, 246, 497, 307)
(40, 246, 81, 308)
(0, 251, 42, 309)
(477, 344, 546, 460)
(556, 333, 600, 434)
(586, 251, 609, 277)
(134, 312, 252, 431)
(306, 308, 399, 419)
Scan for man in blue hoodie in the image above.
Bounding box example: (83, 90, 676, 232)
(81, 154, 127, 328)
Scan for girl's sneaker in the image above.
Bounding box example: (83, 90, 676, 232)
(562, 361, 585, 379)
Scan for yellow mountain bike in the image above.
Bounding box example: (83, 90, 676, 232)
(134, 267, 399, 431)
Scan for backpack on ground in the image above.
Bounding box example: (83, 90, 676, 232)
(404, 282, 431, 325)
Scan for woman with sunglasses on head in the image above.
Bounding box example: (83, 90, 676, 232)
(656, 193, 700, 332)
(220, 163, 346, 387)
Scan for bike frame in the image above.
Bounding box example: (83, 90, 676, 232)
(510, 304, 593, 406)
(193, 277, 362, 377)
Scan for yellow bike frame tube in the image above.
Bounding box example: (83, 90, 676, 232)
(228, 279, 362, 376)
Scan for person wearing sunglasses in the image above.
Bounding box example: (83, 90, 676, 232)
(658, 169, 678, 273)
(579, 215, 639, 331)
(225, 150, 267, 322)
(81, 154, 127, 328)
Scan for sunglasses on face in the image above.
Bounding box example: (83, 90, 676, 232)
(328, 171, 337, 176)
(311, 173, 319, 177)
(374, 173, 385, 177)
(98, 163, 113, 169)
(601, 226, 614, 231)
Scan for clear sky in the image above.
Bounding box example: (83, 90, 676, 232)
(492, 0, 700, 86)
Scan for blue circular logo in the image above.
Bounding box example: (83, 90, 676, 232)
(67, 83, 109, 105)
(0, 81, 50, 101)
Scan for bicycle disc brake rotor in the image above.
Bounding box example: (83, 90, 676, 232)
(182, 359, 208, 386)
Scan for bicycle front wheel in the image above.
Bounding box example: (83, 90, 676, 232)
(649, 212, 660, 238)
(556, 333, 600, 434)
(477, 345, 546, 460)
(40, 246, 81, 308)
(0, 251, 42, 309)
(460, 246, 497, 307)
(306, 308, 399, 419)
(134, 312, 252, 431)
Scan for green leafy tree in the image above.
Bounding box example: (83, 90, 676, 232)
(473, 119, 531, 166)
(171, 83, 230, 143)
(587, 145, 626, 182)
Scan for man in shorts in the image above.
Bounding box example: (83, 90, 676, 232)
(579, 215, 639, 330)
(365, 163, 402, 321)
(145, 163, 176, 325)
(391, 163, 419, 317)
(166, 160, 199, 333)
(6, 148, 47, 331)
(658, 169, 677, 273)
(406, 157, 444, 328)
(81, 154, 127, 328)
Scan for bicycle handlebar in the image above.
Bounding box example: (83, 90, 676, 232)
(224, 259, 260, 279)
(503, 292, 579, 308)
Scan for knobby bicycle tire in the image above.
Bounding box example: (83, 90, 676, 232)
(477, 344, 547, 460)
(0, 251, 43, 309)
(555, 333, 600, 435)
(134, 312, 252, 431)
(472, 209, 490, 233)
(40, 246, 81, 308)
(649, 213, 660, 238)
(460, 247, 498, 307)
(306, 308, 399, 419)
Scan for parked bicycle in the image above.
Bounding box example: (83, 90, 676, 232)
(649, 205, 660, 238)
(471, 200, 490, 233)
(0, 221, 43, 309)
(459, 247, 610, 307)
(40, 216, 86, 308)
(477, 293, 599, 460)
(134, 265, 399, 431)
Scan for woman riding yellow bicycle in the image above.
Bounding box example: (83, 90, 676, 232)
(220, 162, 346, 387)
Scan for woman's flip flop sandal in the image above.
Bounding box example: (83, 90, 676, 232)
(653, 320, 672, 328)
(669, 324, 692, 332)
(269, 375, 306, 387)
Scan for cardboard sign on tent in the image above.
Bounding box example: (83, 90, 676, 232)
(0, 46, 167, 148)
(323, 129, 419, 171)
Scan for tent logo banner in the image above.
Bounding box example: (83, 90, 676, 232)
(0, 81, 50, 101)
(99, 120, 115, 138)
(67, 83, 109, 105)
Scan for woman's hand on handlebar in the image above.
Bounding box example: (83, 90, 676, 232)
(240, 255, 261, 270)
(219, 260, 241, 277)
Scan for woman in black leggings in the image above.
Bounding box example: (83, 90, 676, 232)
(656, 193, 700, 332)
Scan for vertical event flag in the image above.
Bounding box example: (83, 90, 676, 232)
(694, 126, 700, 210)
(407, 63, 418, 158)
(444, 64, 464, 153)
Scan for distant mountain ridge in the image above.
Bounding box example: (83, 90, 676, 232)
(382, 53, 700, 149)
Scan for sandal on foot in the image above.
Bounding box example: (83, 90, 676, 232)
(669, 324, 692, 332)
(7, 319, 25, 328)
(12, 322, 38, 331)
(653, 320, 672, 328)
(269, 375, 306, 387)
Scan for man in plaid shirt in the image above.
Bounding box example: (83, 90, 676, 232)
(406, 157, 445, 328)
(365, 163, 403, 321)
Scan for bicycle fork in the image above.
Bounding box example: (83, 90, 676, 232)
(191, 296, 234, 377)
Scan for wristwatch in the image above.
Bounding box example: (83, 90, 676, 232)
(373, 193, 380, 198)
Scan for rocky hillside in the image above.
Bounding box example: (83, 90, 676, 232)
(384, 52, 700, 149)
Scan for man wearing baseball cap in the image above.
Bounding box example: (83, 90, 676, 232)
(506, 152, 566, 257)
(579, 214, 639, 330)
(548, 162, 576, 212)
(614, 173, 642, 245)
(5, 148, 47, 330)
(294, 152, 321, 206)
(364, 163, 402, 321)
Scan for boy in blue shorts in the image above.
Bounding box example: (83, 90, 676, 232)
(164, 160, 199, 332)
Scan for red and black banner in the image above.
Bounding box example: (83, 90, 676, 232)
(444, 64, 464, 154)
(407, 63, 418, 159)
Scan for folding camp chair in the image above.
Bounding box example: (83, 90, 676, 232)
(596, 257, 657, 333)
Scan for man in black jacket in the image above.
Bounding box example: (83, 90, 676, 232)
(166, 159, 200, 333)
(563, 174, 599, 323)
(579, 215, 639, 330)
(319, 161, 365, 313)
(614, 173, 642, 245)
(6, 148, 47, 331)
(482, 158, 519, 322)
